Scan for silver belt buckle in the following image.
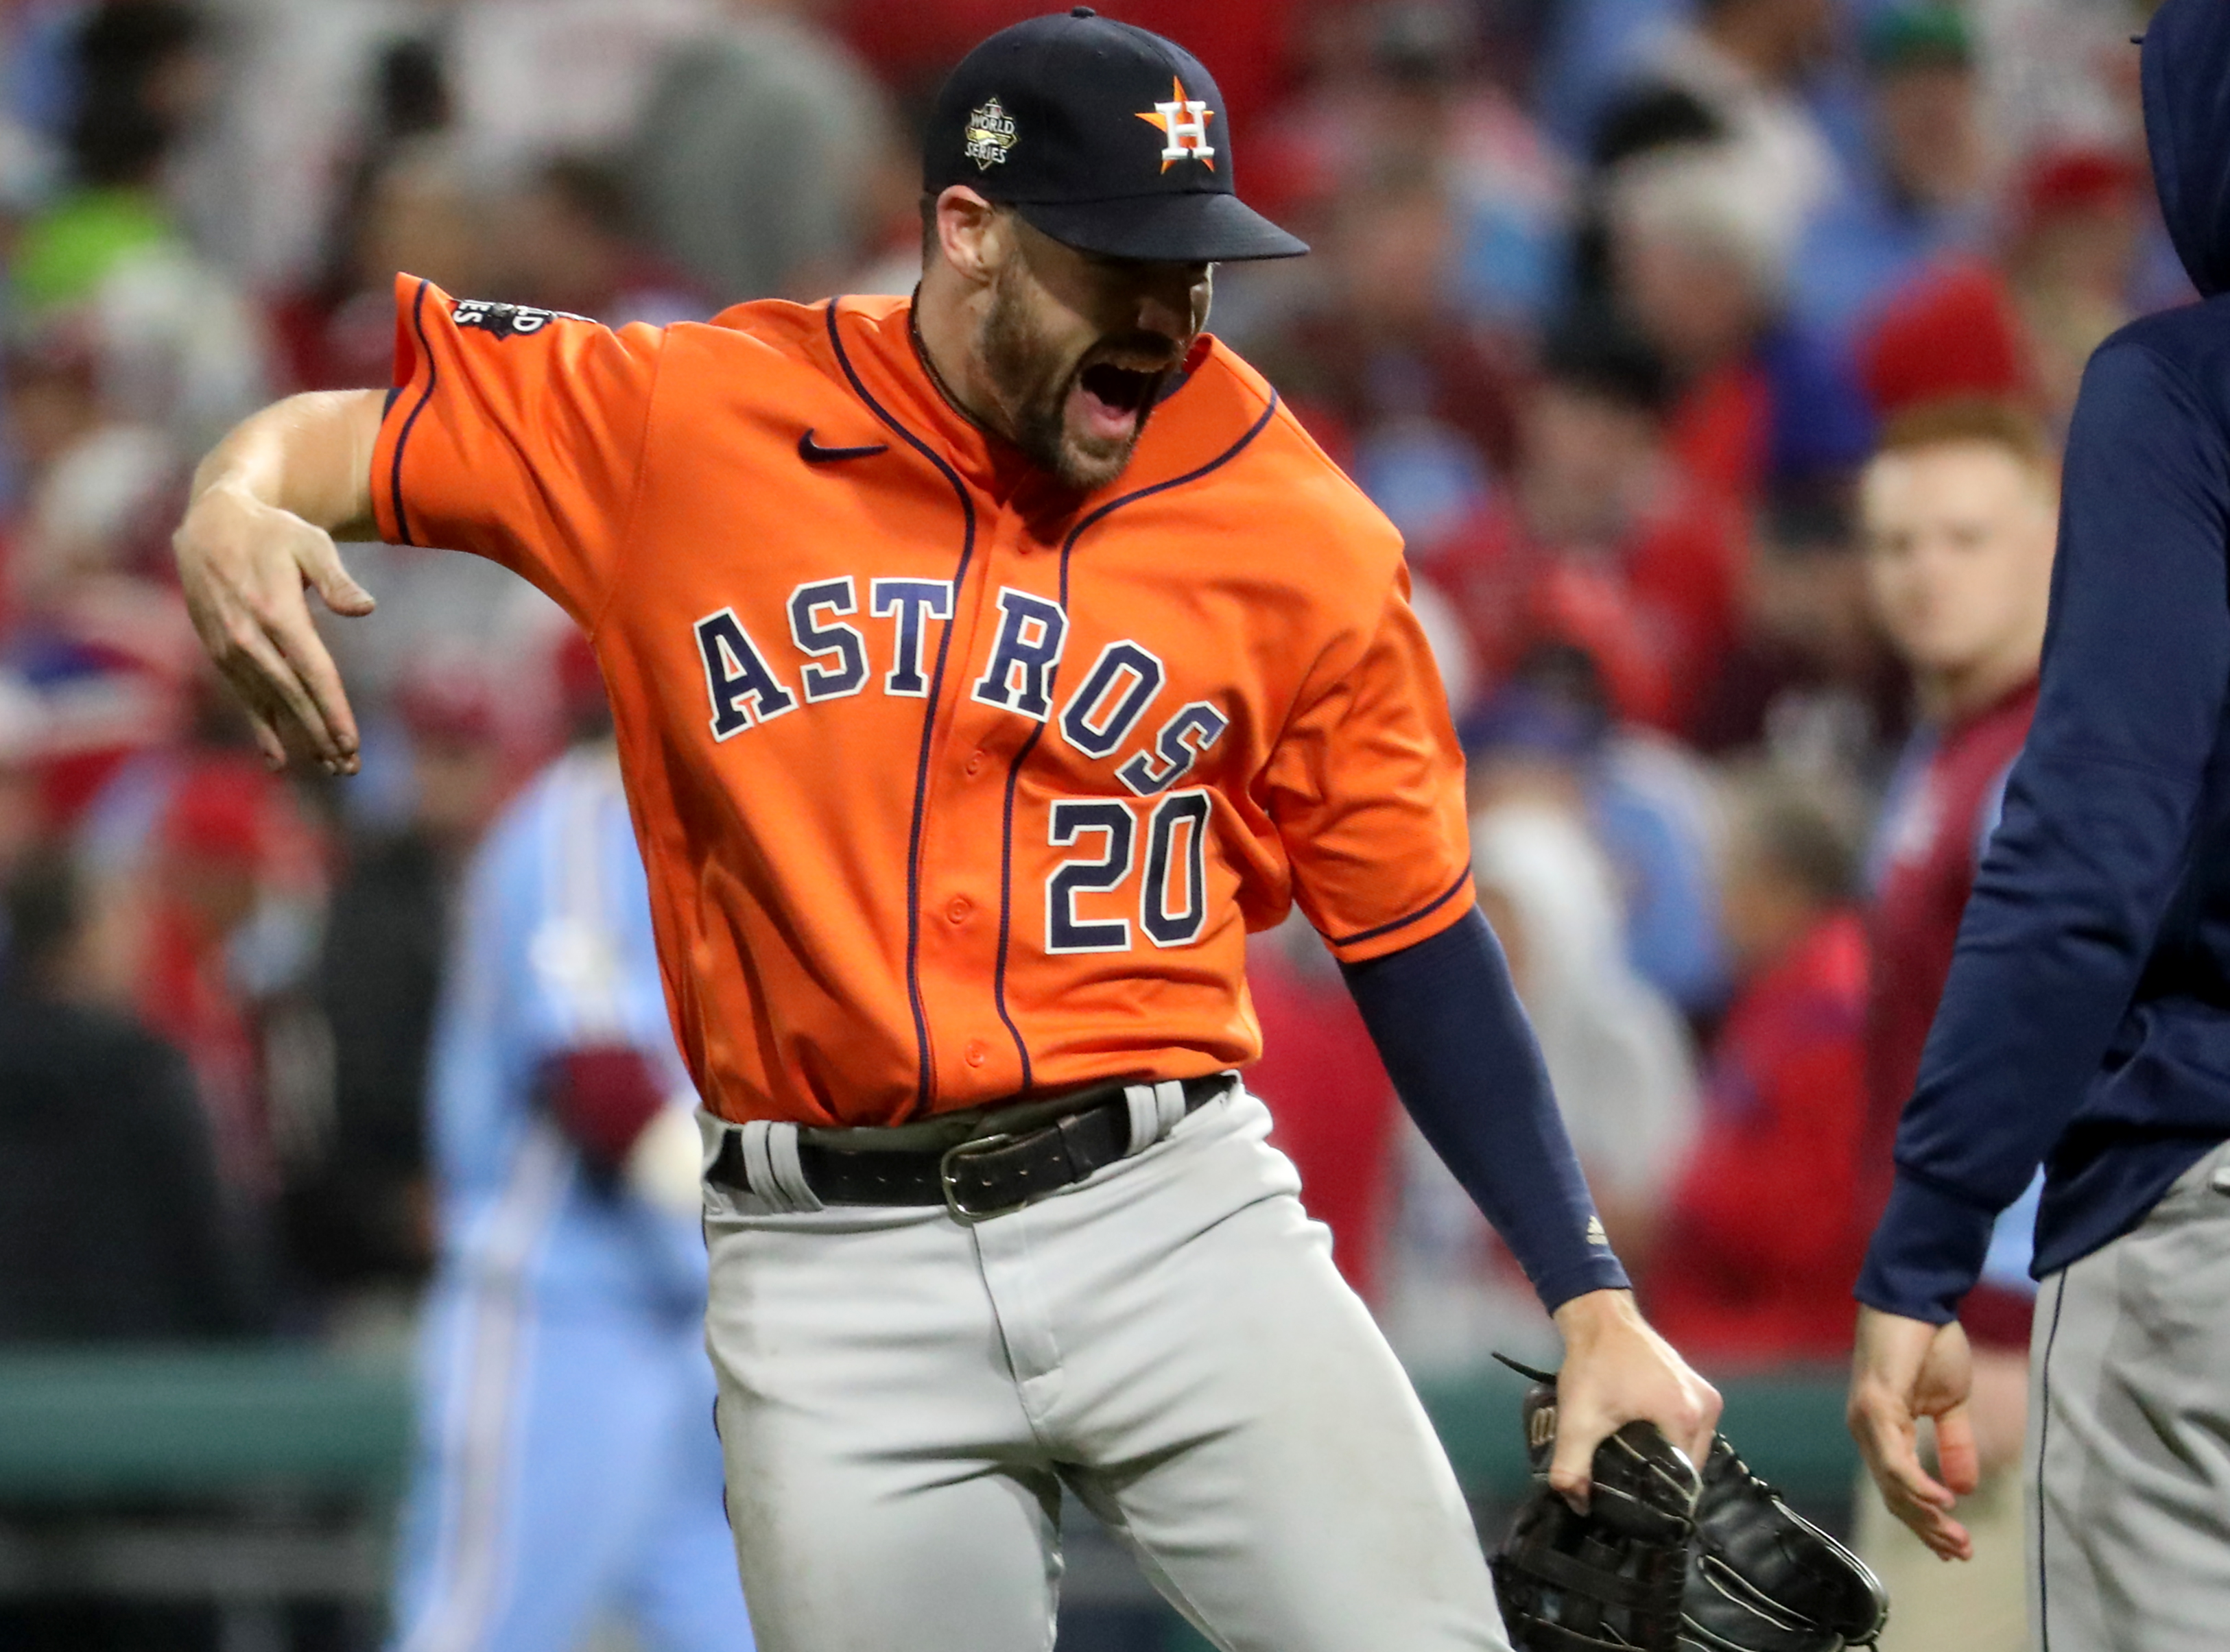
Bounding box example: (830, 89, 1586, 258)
(938, 1132, 1023, 1224)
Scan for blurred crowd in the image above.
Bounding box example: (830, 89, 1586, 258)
(0, 0, 2168, 1409)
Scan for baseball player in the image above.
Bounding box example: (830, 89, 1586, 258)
(389, 652, 750, 1652)
(1847, 5, 2230, 1647)
(171, 13, 1717, 1651)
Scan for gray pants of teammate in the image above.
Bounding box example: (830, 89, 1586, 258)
(701, 1086, 1511, 1652)
(2028, 1136, 2230, 1651)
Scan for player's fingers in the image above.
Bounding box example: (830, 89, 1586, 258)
(1547, 1408, 1609, 1512)
(1859, 1422, 1969, 1560)
(1682, 1378, 1722, 1470)
(1888, 1487, 1971, 1561)
(213, 652, 311, 770)
(264, 586, 361, 771)
(241, 702, 288, 770)
(1933, 1403, 1983, 1497)
(1851, 1394, 1956, 1513)
(295, 527, 377, 618)
(1881, 1449, 1958, 1520)
(1899, 1492, 1974, 1563)
(223, 615, 339, 768)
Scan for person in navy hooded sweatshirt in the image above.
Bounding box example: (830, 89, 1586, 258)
(1847, 4, 2230, 1644)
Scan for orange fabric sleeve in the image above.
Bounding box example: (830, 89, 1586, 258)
(370, 274, 665, 627)
(1264, 569, 1476, 963)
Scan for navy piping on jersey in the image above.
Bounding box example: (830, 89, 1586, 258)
(992, 719, 1047, 1090)
(388, 278, 439, 548)
(987, 388, 1283, 1089)
(825, 299, 977, 1116)
(1325, 863, 1474, 950)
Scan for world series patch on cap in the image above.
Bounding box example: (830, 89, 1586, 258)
(923, 7, 1309, 264)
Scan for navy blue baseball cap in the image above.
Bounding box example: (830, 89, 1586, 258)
(923, 8, 1308, 263)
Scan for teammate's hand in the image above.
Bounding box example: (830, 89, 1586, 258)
(1965, 1345, 2030, 1479)
(1847, 1306, 1976, 1562)
(1547, 1288, 1720, 1512)
(175, 479, 375, 774)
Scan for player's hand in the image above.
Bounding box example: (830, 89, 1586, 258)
(1548, 1288, 1721, 1512)
(1966, 1345, 2030, 1478)
(175, 479, 375, 774)
(1847, 1306, 1976, 1561)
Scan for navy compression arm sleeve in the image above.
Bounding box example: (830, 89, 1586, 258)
(1341, 905, 1629, 1312)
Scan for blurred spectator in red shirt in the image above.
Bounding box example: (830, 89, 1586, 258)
(1859, 400, 2054, 1262)
(1605, 139, 1876, 509)
(1644, 767, 1871, 1369)
(495, 153, 711, 327)
(1248, 163, 1521, 542)
(108, 748, 324, 1217)
(1849, 400, 2055, 1648)
(139, 755, 283, 1199)
(274, 138, 495, 394)
(0, 675, 49, 886)
(266, 31, 453, 392)
(1689, 482, 1908, 773)
(1419, 321, 1744, 737)
(1859, 146, 2149, 430)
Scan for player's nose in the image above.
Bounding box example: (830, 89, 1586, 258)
(1128, 265, 1206, 345)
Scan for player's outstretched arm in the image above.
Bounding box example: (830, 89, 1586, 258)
(1847, 1304, 1978, 1562)
(174, 390, 385, 775)
(1340, 908, 1720, 1503)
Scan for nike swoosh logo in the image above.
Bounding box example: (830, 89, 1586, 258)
(798, 429, 890, 465)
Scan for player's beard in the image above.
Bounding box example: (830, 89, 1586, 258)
(980, 262, 1181, 492)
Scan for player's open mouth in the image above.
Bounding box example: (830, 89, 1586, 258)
(1074, 361, 1159, 442)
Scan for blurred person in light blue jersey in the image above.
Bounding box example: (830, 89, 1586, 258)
(1791, 8, 1990, 344)
(389, 633, 750, 1652)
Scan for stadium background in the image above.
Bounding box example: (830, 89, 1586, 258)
(0, 0, 2162, 1646)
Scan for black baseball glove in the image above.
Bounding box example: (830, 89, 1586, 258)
(1491, 1358, 1701, 1651)
(1491, 1359, 1890, 1652)
(1681, 1435, 1888, 1652)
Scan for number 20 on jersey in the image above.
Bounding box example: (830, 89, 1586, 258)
(693, 579, 1229, 955)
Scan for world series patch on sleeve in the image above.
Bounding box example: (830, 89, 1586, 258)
(1492, 1359, 1890, 1652)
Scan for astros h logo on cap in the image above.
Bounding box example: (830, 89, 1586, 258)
(922, 8, 1307, 265)
(1137, 78, 1214, 173)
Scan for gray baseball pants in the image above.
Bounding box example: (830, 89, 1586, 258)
(700, 1086, 1512, 1652)
(2027, 1136, 2230, 1651)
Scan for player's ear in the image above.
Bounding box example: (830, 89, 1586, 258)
(934, 186, 1009, 287)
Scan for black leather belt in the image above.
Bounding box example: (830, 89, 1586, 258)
(708, 1073, 1231, 1221)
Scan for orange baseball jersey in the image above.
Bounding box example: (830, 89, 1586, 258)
(371, 276, 1475, 1127)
